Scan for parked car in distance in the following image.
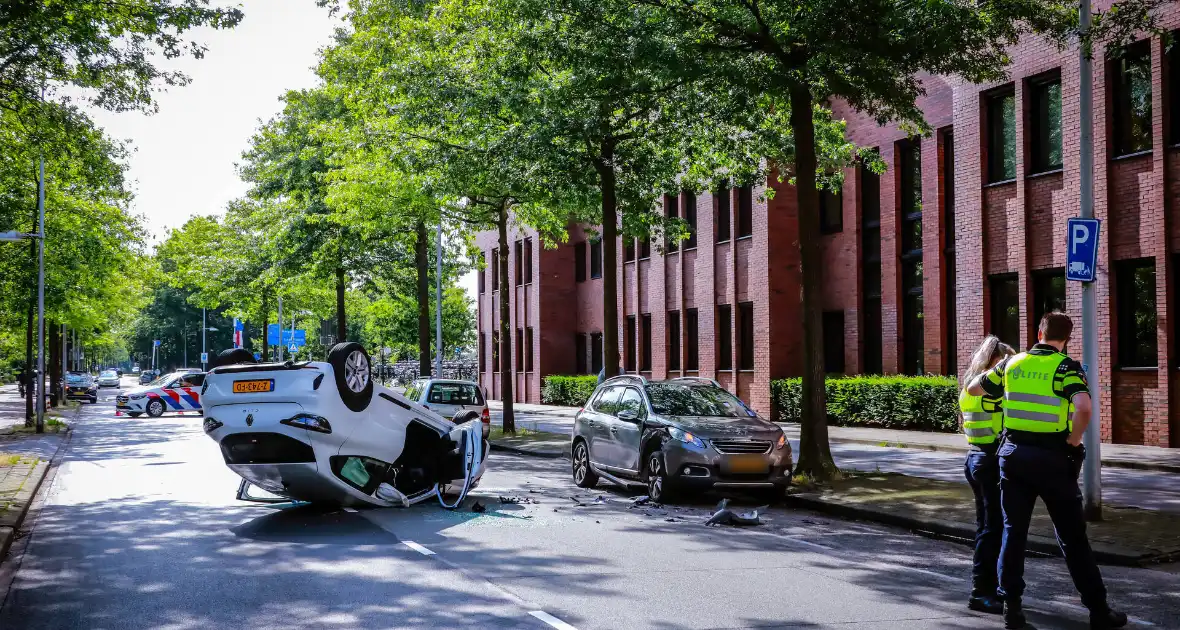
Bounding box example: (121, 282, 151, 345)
(139, 370, 158, 385)
(132, 365, 141, 374)
(64, 372, 98, 404)
(571, 376, 792, 503)
(116, 371, 205, 417)
(404, 379, 490, 438)
(96, 369, 121, 388)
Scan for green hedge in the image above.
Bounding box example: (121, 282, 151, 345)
(771, 375, 959, 432)
(542, 375, 600, 407)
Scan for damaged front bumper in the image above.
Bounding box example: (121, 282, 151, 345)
(662, 441, 792, 490)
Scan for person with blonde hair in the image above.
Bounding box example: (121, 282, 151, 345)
(959, 334, 1014, 615)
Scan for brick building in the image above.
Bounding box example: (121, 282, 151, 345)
(475, 19, 1180, 448)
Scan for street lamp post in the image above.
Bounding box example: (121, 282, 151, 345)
(435, 219, 444, 379)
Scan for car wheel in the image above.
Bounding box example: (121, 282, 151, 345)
(647, 451, 676, 503)
(128, 412, 143, 418)
(89, 397, 97, 404)
(146, 399, 165, 418)
(572, 440, 598, 488)
(328, 342, 373, 413)
(213, 347, 256, 370)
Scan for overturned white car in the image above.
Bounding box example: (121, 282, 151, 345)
(200, 343, 487, 509)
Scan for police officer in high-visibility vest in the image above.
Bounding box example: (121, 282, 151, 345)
(959, 335, 1015, 615)
(968, 312, 1127, 629)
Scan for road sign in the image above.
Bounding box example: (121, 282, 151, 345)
(266, 324, 307, 347)
(253, 352, 262, 361)
(200, 352, 208, 364)
(288, 343, 297, 354)
(1066, 217, 1100, 283)
(153, 339, 161, 347)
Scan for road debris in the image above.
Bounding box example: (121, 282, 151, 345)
(499, 495, 539, 505)
(704, 499, 767, 527)
(631, 495, 651, 506)
(471, 501, 486, 513)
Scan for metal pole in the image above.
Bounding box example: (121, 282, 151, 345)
(290, 311, 296, 361)
(435, 220, 444, 378)
(276, 296, 283, 362)
(35, 156, 45, 433)
(1078, 0, 1102, 521)
(61, 324, 67, 380)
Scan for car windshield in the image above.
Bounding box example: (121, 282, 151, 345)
(148, 372, 179, 387)
(645, 383, 756, 418)
(427, 383, 482, 406)
(66, 374, 89, 385)
(100, 370, 117, 378)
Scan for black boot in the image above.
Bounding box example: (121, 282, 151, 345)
(1004, 600, 1030, 629)
(1090, 608, 1128, 629)
(967, 594, 1003, 614)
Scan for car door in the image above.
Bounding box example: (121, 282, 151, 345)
(604, 387, 645, 471)
(585, 386, 622, 466)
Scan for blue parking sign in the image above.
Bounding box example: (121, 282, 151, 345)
(1066, 218, 1100, 283)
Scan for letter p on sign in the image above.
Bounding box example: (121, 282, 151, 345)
(1065, 217, 1100, 283)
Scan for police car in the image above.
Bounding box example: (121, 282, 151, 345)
(201, 343, 487, 509)
(116, 371, 205, 417)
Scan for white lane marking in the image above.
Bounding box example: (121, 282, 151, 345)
(402, 541, 435, 556)
(529, 610, 578, 630)
(342, 507, 357, 513)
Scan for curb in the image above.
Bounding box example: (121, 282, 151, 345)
(489, 441, 568, 460)
(783, 494, 1167, 567)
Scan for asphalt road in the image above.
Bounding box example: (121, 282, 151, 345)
(492, 407, 1180, 514)
(1, 380, 1178, 629)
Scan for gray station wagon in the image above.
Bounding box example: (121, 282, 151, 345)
(571, 376, 792, 502)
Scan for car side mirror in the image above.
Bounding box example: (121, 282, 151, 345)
(616, 409, 639, 422)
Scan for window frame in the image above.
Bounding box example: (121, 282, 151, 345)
(738, 301, 754, 371)
(683, 190, 697, 249)
(899, 140, 924, 375)
(523, 238, 533, 284)
(685, 308, 699, 371)
(525, 326, 534, 372)
(1029, 73, 1063, 174)
(819, 188, 843, 234)
(988, 273, 1021, 351)
(716, 184, 731, 242)
(640, 314, 652, 372)
(574, 241, 587, 282)
(1115, 258, 1158, 368)
(986, 87, 1017, 183)
(514, 240, 523, 286)
(860, 156, 883, 374)
(590, 332, 603, 374)
(1112, 40, 1153, 157)
(717, 304, 733, 370)
(589, 238, 603, 279)
(736, 185, 753, 239)
(667, 310, 681, 371)
(822, 310, 846, 374)
(625, 315, 637, 372)
(491, 248, 499, 291)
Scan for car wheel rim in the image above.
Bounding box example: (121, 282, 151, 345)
(344, 350, 369, 392)
(649, 456, 662, 497)
(573, 445, 587, 483)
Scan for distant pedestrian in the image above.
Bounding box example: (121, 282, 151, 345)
(16, 365, 27, 398)
(959, 335, 1014, 615)
(968, 312, 1127, 629)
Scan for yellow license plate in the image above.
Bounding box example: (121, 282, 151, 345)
(233, 379, 274, 393)
(723, 454, 769, 474)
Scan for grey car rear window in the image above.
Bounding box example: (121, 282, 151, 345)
(428, 383, 482, 406)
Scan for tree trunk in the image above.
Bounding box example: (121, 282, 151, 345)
(49, 323, 60, 408)
(498, 204, 515, 433)
(789, 81, 836, 480)
(415, 219, 432, 376)
(261, 291, 269, 360)
(335, 266, 347, 342)
(597, 141, 620, 379)
(24, 283, 33, 427)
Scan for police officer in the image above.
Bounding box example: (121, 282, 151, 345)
(967, 312, 1127, 629)
(960, 335, 1015, 615)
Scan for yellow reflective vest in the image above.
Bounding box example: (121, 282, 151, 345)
(959, 390, 1002, 445)
(1001, 352, 1072, 434)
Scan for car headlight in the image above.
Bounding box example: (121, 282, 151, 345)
(129, 393, 146, 400)
(280, 413, 332, 434)
(668, 426, 704, 448)
(776, 433, 787, 450)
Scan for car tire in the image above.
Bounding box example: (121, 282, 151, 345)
(212, 347, 256, 370)
(89, 397, 97, 404)
(572, 439, 598, 488)
(328, 342, 373, 413)
(128, 412, 143, 418)
(646, 450, 676, 503)
(146, 399, 165, 418)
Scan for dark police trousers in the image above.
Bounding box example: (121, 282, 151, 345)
(965, 450, 1002, 597)
(997, 440, 1107, 610)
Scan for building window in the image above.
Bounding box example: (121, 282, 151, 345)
(716, 184, 731, 242)
(685, 308, 699, 371)
(525, 327, 533, 372)
(861, 158, 882, 374)
(638, 238, 650, 259)
(1032, 268, 1066, 341)
(1171, 36, 1180, 146)
(590, 332, 603, 374)
(574, 242, 586, 282)
(575, 333, 587, 374)
(589, 238, 602, 279)
(514, 240, 523, 286)
(987, 89, 1016, 183)
(989, 274, 1020, 351)
(640, 314, 652, 371)
(625, 315, 637, 372)
(737, 185, 753, 238)
(1116, 259, 1157, 367)
(492, 330, 500, 372)
(819, 189, 843, 234)
(822, 311, 845, 373)
(665, 193, 679, 251)
(516, 327, 524, 368)
(624, 238, 635, 262)
(683, 191, 697, 249)
(738, 302, 754, 370)
(900, 141, 924, 374)
(523, 238, 533, 284)
(942, 132, 957, 375)
(667, 310, 681, 371)
(478, 256, 486, 293)
(717, 304, 732, 370)
(491, 248, 499, 291)
(1113, 41, 1152, 156)
(1030, 75, 1063, 173)
(478, 332, 486, 372)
